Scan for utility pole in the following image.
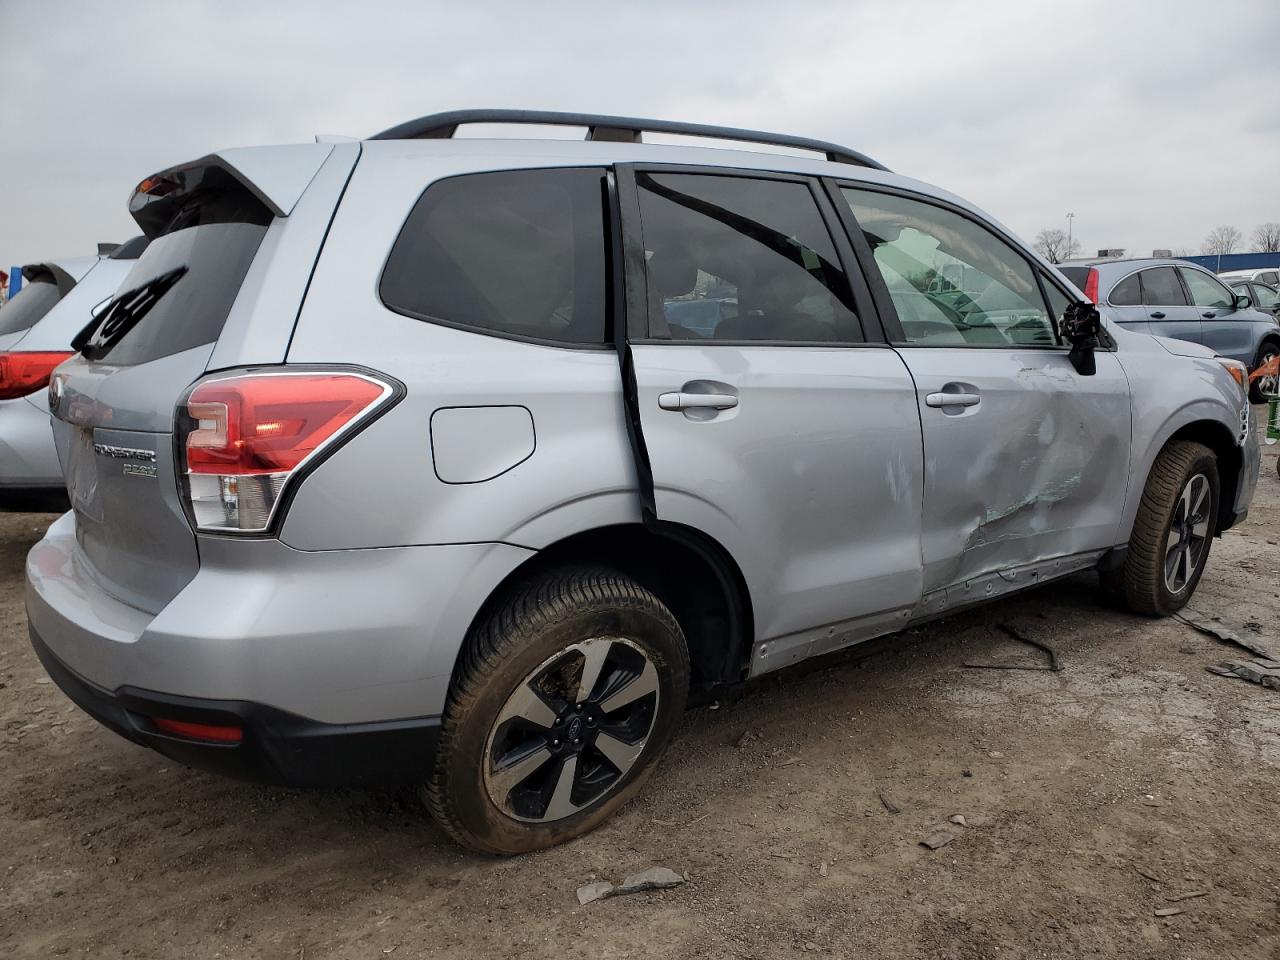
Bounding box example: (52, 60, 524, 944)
(1066, 212, 1075, 260)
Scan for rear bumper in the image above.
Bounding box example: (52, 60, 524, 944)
(25, 511, 536, 786)
(30, 624, 440, 786)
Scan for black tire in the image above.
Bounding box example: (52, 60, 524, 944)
(1100, 441, 1218, 617)
(425, 567, 689, 855)
(1250, 341, 1279, 405)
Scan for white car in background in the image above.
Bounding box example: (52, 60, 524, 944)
(0, 238, 147, 508)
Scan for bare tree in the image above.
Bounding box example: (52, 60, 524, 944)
(1252, 222, 1280, 254)
(1034, 228, 1080, 264)
(1202, 225, 1242, 256)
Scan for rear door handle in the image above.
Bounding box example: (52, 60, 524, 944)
(658, 391, 738, 411)
(1149, 311, 1166, 319)
(1202, 311, 1216, 319)
(925, 392, 981, 408)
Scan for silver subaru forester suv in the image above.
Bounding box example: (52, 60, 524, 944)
(27, 111, 1260, 854)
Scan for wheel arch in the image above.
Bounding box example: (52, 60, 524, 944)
(1136, 418, 1244, 538)
(462, 522, 755, 693)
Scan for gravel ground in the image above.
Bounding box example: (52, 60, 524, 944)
(2, 426, 1278, 960)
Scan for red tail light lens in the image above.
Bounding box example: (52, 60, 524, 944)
(0, 351, 74, 401)
(181, 371, 394, 533)
(1082, 268, 1100, 304)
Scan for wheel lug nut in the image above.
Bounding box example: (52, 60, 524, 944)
(552, 739, 560, 747)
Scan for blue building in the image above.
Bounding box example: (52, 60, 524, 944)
(1179, 251, 1280, 274)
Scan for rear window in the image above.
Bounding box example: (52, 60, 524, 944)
(380, 168, 609, 345)
(78, 222, 267, 365)
(0, 279, 62, 336)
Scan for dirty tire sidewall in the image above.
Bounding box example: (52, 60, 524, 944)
(426, 567, 689, 855)
(1120, 441, 1219, 617)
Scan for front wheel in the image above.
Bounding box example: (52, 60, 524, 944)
(425, 567, 689, 855)
(1100, 441, 1219, 617)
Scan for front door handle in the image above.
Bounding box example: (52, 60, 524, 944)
(659, 391, 738, 411)
(1202, 311, 1216, 319)
(1149, 311, 1166, 319)
(925, 392, 981, 408)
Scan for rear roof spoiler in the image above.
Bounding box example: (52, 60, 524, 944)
(128, 144, 334, 237)
(20, 256, 99, 295)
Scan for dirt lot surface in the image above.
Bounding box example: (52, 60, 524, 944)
(3, 430, 1279, 960)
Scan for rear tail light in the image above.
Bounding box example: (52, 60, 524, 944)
(1082, 268, 1100, 304)
(180, 370, 396, 533)
(0, 351, 74, 401)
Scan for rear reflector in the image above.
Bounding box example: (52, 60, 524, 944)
(180, 370, 394, 533)
(0, 351, 74, 401)
(151, 716, 244, 743)
(1082, 268, 1100, 304)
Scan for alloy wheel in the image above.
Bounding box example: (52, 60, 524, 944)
(483, 636, 660, 823)
(1164, 473, 1211, 594)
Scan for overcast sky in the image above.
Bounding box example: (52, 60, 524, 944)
(1, 0, 1277, 271)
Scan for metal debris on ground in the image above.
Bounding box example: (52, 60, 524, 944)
(1177, 610, 1280, 662)
(575, 867, 684, 905)
(1207, 659, 1280, 690)
(576, 881, 613, 905)
(963, 624, 1061, 672)
(878, 790, 901, 814)
(920, 831, 956, 850)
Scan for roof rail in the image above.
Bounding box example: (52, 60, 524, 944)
(368, 109, 888, 171)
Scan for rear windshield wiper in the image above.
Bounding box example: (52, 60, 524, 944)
(71, 266, 188, 360)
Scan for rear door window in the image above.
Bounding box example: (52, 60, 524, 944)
(840, 187, 1055, 346)
(1140, 268, 1187, 306)
(635, 172, 861, 342)
(380, 168, 609, 345)
(1108, 273, 1141, 305)
(1260, 271, 1279, 286)
(1179, 268, 1234, 309)
(0, 279, 62, 336)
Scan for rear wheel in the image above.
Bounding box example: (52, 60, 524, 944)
(1100, 441, 1218, 616)
(425, 567, 689, 855)
(1250, 341, 1279, 404)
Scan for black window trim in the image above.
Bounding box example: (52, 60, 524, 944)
(823, 178, 1088, 352)
(377, 165, 618, 352)
(615, 162, 891, 348)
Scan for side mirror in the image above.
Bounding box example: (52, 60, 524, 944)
(1234, 294, 1251, 310)
(1061, 301, 1100, 376)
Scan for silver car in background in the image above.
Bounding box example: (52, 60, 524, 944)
(1061, 258, 1280, 403)
(0, 239, 146, 508)
(26, 111, 1260, 854)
